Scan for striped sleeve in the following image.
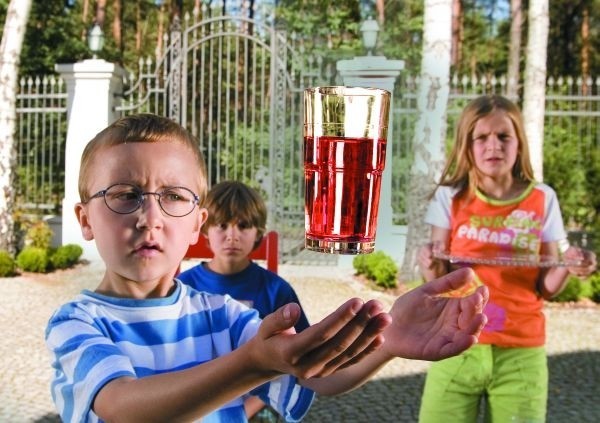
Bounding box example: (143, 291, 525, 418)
(262, 376, 315, 422)
(45, 302, 136, 423)
(46, 285, 314, 422)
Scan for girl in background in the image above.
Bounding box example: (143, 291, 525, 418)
(418, 95, 596, 422)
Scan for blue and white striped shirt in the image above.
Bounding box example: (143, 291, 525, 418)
(45, 280, 314, 423)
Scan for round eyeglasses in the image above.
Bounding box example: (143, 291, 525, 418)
(85, 183, 200, 217)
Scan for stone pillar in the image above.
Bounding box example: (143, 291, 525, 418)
(56, 59, 125, 261)
(336, 55, 404, 267)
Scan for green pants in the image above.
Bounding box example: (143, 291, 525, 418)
(419, 344, 547, 423)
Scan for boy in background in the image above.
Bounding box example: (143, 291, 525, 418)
(178, 180, 310, 419)
(179, 180, 309, 332)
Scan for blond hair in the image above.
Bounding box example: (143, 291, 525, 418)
(78, 113, 207, 203)
(438, 95, 535, 199)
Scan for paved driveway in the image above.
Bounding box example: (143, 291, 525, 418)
(1, 261, 599, 422)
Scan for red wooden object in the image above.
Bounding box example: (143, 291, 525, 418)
(179, 231, 279, 274)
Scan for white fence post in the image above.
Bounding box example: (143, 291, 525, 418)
(56, 59, 125, 261)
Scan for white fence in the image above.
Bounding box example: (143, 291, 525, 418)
(14, 72, 600, 249)
(15, 75, 67, 214)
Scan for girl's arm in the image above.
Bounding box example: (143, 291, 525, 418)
(536, 242, 597, 299)
(418, 226, 451, 281)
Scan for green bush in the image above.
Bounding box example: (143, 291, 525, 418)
(353, 254, 369, 276)
(16, 246, 51, 273)
(550, 276, 582, 303)
(353, 251, 398, 289)
(50, 244, 83, 269)
(589, 273, 600, 303)
(0, 251, 16, 277)
(26, 221, 53, 250)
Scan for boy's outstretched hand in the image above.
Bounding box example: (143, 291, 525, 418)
(248, 298, 392, 380)
(382, 267, 488, 361)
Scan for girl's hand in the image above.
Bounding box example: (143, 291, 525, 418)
(565, 246, 597, 277)
(418, 241, 448, 280)
(417, 243, 436, 270)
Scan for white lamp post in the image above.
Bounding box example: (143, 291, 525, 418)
(88, 23, 104, 59)
(360, 18, 379, 56)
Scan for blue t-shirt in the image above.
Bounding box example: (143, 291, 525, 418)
(45, 281, 314, 423)
(178, 261, 310, 332)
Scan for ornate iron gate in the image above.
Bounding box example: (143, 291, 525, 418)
(116, 9, 328, 259)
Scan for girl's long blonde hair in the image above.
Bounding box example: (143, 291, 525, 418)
(438, 95, 535, 200)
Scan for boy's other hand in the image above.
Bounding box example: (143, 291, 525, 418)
(250, 299, 391, 379)
(383, 267, 488, 361)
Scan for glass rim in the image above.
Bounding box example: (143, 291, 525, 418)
(304, 86, 390, 97)
(303, 122, 388, 128)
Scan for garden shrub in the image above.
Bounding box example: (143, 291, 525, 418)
(353, 254, 369, 276)
(589, 273, 600, 303)
(16, 246, 51, 273)
(50, 244, 83, 269)
(26, 221, 53, 250)
(550, 276, 582, 303)
(0, 250, 16, 277)
(353, 251, 398, 289)
(371, 258, 398, 289)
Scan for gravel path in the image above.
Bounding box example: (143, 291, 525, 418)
(1, 261, 599, 422)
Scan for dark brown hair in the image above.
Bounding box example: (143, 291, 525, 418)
(203, 181, 267, 250)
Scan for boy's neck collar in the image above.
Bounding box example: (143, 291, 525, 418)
(205, 258, 252, 276)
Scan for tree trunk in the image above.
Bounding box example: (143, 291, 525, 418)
(112, 0, 124, 62)
(376, 0, 384, 24)
(400, 0, 452, 281)
(135, 0, 142, 52)
(580, 3, 590, 95)
(507, 0, 523, 99)
(0, 0, 32, 253)
(95, 0, 107, 26)
(81, 0, 90, 41)
(522, 0, 549, 181)
(451, 0, 462, 69)
(156, 3, 165, 58)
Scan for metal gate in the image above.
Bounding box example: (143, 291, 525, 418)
(116, 9, 329, 259)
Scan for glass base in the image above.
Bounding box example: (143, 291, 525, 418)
(305, 237, 374, 255)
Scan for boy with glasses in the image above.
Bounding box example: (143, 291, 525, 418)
(46, 113, 488, 422)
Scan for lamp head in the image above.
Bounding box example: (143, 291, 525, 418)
(360, 18, 379, 56)
(88, 23, 104, 58)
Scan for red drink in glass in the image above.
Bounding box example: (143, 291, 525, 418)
(305, 135, 386, 254)
(304, 86, 390, 254)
